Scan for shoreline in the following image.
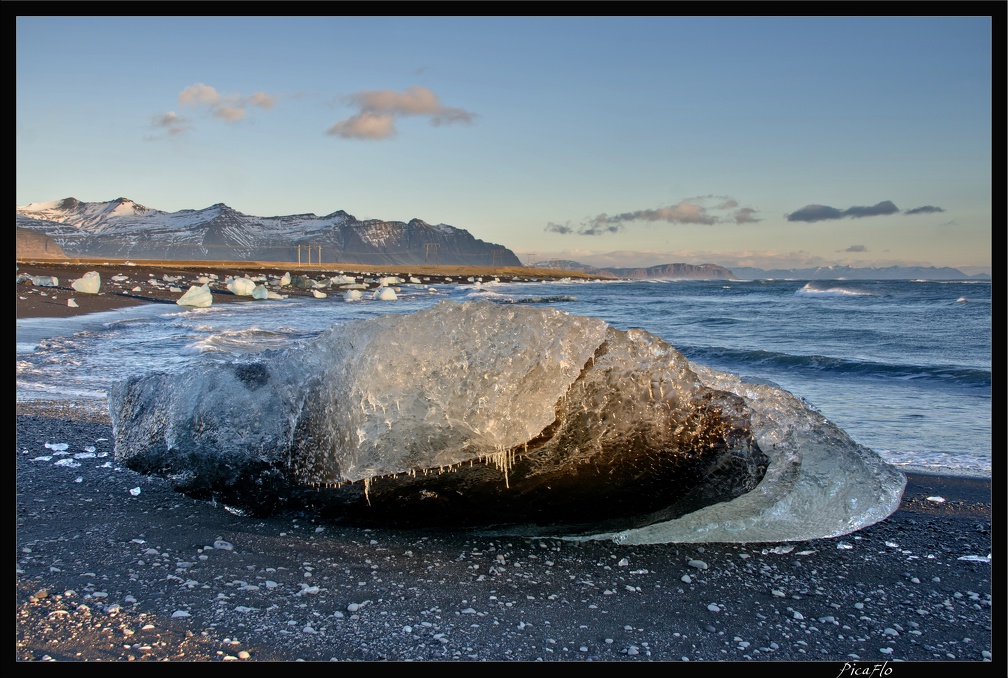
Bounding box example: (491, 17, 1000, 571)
(16, 259, 601, 320)
(16, 401, 992, 662)
(16, 262, 993, 662)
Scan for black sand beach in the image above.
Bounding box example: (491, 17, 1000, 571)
(15, 262, 994, 664)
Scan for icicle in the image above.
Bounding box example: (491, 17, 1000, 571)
(363, 477, 372, 506)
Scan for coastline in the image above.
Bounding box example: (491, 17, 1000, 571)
(15, 263, 993, 663)
(15, 259, 599, 320)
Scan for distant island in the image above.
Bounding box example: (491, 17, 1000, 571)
(538, 260, 987, 281)
(727, 264, 990, 281)
(538, 260, 733, 280)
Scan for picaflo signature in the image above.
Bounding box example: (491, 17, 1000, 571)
(836, 662, 893, 678)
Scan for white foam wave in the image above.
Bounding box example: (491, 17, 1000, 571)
(795, 282, 873, 297)
(189, 328, 296, 353)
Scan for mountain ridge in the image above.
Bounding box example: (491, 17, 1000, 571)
(16, 197, 522, 268)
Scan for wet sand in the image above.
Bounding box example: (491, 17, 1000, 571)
(15, 262, 993, 664)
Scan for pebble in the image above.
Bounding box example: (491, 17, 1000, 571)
(688, 559, 708, 570)
(707, 603, 721, 612)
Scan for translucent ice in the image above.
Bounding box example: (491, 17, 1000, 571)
(108, 300, 904, 542)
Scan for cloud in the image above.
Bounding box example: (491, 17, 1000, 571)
(150, 111, 188, 137)
(179, 83, 221, 107)
(174, 82, 278, 127)
(844, 244, 868, 252)
(329, 86, 475, 140)
(551, 196, 759, 236)
(327, 112, 396, 140)
(786, 200, 900, 222)
(904, 205, 945, 215)
(786, 205, 844, 222)
(544, 221, 574, 235)
(843, 200, 899, 218)
(245, 92, 276, 109)
(213, 106, 246, 122)
(734, 207, 760, 224)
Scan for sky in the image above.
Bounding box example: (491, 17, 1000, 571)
(15, 15, 992, 274)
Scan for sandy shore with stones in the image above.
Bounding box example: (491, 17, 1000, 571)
(16, 400, 992, 663)
(15, 261, 993, 664)
(15, 259, 597, 320)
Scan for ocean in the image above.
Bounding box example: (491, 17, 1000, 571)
(16, 276, 991, 478)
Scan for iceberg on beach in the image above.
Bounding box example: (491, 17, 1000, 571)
(71, 271, 101, 294)
(176, 284, 213, 308)
(227, 277, 257, 296)
(30, 275, 59, 287)
(108, 300, 905, 543)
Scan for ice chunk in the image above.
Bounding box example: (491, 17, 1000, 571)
(177, 284, 212, 308)
(227, 277, 256, 296)
(71, 271, 101, 294)
(31, 275, 59, 287)
(108, 301, 903, 542)
(252, 284, 269, 300)
(373, 287, 397, 301)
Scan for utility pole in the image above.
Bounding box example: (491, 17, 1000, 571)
(424, 242, 439, 267)
(491, 247, 506, 269)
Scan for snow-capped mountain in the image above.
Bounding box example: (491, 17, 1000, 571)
(15, 197, 522, 267)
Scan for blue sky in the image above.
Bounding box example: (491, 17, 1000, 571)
(16, 16, 992, 273)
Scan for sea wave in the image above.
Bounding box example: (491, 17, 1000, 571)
(463, 289, 578, 304)
(683, 345, 991, 389)
(188, 327, 298, 353)
(794, 282, 874, 297)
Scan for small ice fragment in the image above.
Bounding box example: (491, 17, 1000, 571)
(129, 487, 141, 496)
(957, 554, 991, 563)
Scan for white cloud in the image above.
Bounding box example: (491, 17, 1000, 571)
(179, 83, 221, 107)
(327, 112, 396, 140)
(168, 83, 277, 130)
(329, 85, 475, 141)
